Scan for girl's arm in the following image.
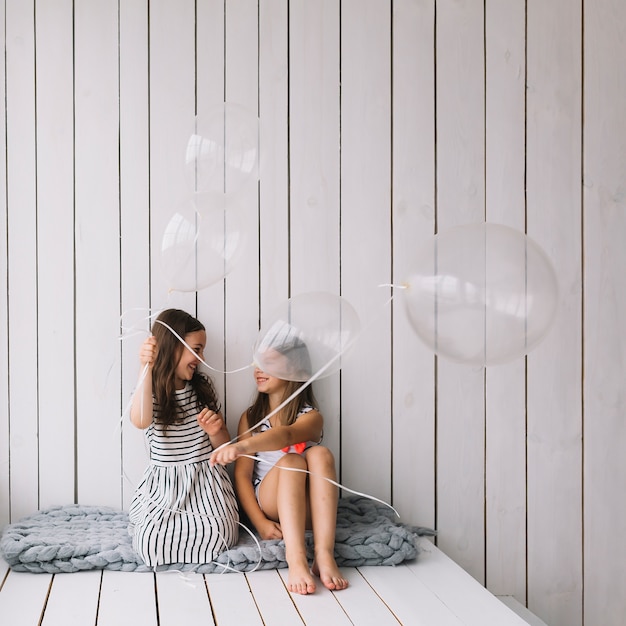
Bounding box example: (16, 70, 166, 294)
(129, 337, 157, 429)
(233, 415, 282, 539)
(210, 409, 323, 466)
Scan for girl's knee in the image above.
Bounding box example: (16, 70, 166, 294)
(306, 445, 336, 467)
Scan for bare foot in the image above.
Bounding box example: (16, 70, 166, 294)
(312, 551, 349, 591)
(287, 560, 316, 595)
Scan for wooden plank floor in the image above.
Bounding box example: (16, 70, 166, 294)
(0, 538, 539, 625)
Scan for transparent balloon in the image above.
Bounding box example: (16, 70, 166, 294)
(185, 102, 259, 194)
(402, 223, 559, 366)
(160, 193, 247, 293)
(253, 292, 361, 382)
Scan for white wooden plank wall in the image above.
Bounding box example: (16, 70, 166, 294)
(391, 0, 436, 539)
(6, 0, 39, 523)
(582, 1, 626, 624)
(0, 2, 624, 625)
(119, 0, 151, 509)
(36, 0, 76, 510)
(484, 0, 527, 604)
(526, 4, 583, 626)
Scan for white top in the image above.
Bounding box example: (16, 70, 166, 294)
(252, 406, 320, 489)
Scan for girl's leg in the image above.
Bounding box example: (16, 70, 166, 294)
(258, 454, 316, 595)
(305, 446, 349, 591)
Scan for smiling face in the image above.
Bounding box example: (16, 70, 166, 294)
(253, 366, 289, 397)
(174, 330, 207, 389)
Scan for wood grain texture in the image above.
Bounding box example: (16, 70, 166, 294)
(484, 0, 527, 601)
(526, 0, 583, 623)
(582, 1, 626, 625)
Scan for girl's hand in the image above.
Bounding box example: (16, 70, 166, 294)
(257, 519, 283, 541)
(197, 408, 225, 437)
(210, 442, 244, 466)
(139, 336, 158, 367)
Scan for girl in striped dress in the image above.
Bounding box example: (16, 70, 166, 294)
(128, 309, 239, 567)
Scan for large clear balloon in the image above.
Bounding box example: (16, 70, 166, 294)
(403, 223, 559, 366)
(185, 102, 259, 194)
(160, 193, 247, 293)
(253, 292, 361, 382)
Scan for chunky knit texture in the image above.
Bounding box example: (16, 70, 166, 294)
(1, 496, 434, 574)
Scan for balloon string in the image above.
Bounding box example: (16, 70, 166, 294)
(216, 333, 360, 448)
(154, 319, 253, 375)
(119, 311, 345, 437)
(132, 471, 264, 575)
(118, 308, 252, 375)
(119, 307, 159, 338)
(113, 363, 150, 436)
(239, 454, 400, 517)
(221, 289, 406, 443)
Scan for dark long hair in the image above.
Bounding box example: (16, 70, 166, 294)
(247, 338, 317, 430)
(151, 309, 220, 429)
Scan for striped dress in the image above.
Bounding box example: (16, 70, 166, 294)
(128, 384, 239, 567)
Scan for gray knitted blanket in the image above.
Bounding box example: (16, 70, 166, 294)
(0, 496, 434, 574)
